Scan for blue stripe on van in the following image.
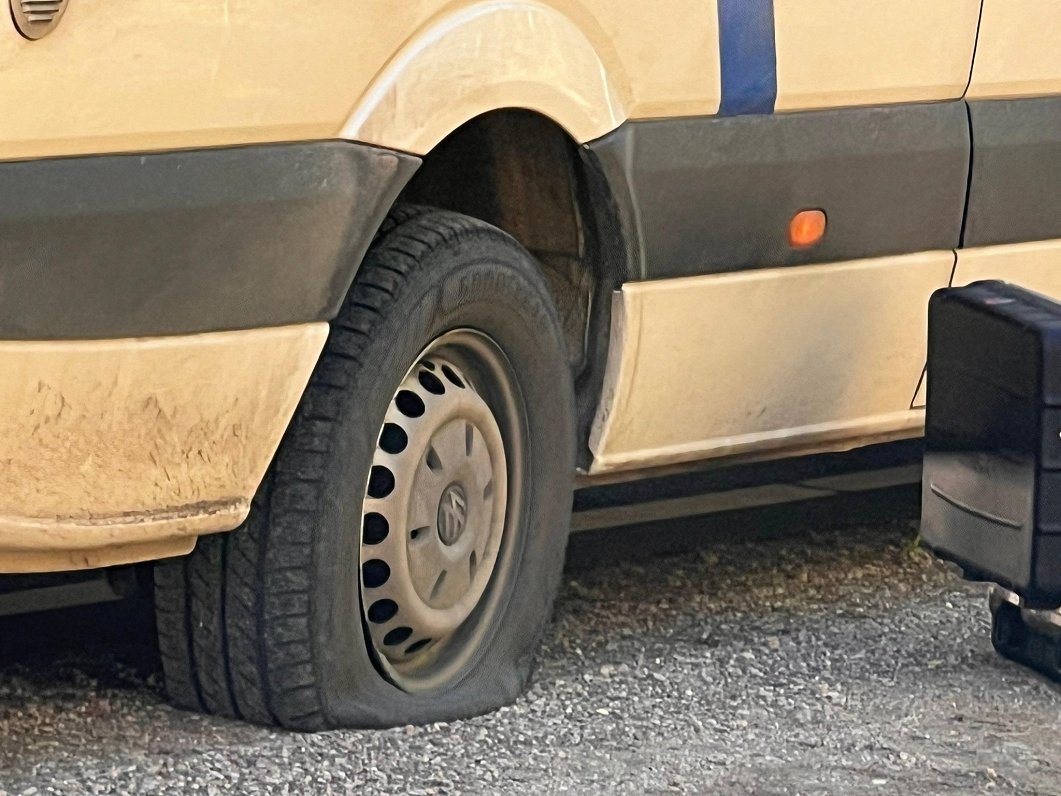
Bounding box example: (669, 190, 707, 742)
(717, 0, 777, 116)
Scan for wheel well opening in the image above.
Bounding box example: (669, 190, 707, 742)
(398, 109, 633, 469)
(399, 110, 593, 375)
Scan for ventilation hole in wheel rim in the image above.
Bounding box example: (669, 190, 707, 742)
(405, 638, 433, 655)
(361, 559, 391, 588)
(469, 550, 478, 578)
(430, 570, 447, 601)
(384, 626, 413, 646)
(426, 446, 442, 472)
(440, 365, 465, 389)
(465, 422, 474, 456)
(367, 466, 395, 499)
(367, 599, 399, 623)
(483, 480, 494, 500)
(410, 526, 429, 541)
(378, 423, 408, 454)
(420, 359, 437, 371)
(395, 390, 426, 418)
(362, 513, 390, 545)
(418, 370, 445, 395)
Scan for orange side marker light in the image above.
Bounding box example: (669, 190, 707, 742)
(789, 209, 827, 249)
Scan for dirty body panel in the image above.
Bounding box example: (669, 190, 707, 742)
(2, 0, 1059, 571)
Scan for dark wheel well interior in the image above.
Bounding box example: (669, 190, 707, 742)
(398, 109, 631, 467)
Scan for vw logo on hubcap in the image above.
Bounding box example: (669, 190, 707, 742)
(437, 484, 468, 545)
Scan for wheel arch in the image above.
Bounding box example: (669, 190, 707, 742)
(335, 2, 648, 465)
(396, 107, 637, 469)
(339, 1, 630, 155)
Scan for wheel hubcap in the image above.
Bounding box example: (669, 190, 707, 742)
(359, 337, 512, 685)
(436, 483, 468, 546)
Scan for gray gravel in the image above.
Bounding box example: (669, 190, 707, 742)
(1, 503, 1061, 795)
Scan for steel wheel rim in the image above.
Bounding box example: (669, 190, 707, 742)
(359, 329, 527, 692)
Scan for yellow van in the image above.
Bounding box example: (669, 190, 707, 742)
(1, 0, 1058, 728)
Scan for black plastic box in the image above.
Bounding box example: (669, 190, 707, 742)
(921, 281, 1061, 608)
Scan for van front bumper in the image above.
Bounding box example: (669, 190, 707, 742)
(0, 140, 418, 572)
(0, 326, 326, 572)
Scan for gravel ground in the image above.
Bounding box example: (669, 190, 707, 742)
(1, 494, 1060, 795)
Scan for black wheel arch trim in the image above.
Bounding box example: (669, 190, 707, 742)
(962, 97, 1061, 249)
(587, 100, 972, 281)
(0, 140, 420, 340)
